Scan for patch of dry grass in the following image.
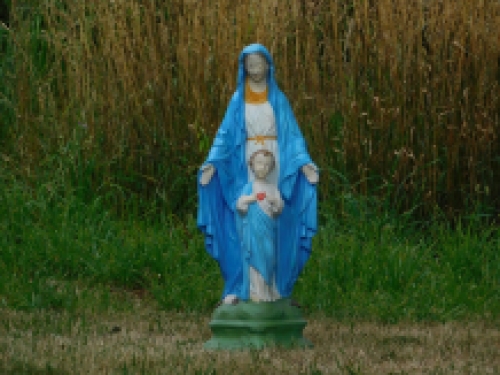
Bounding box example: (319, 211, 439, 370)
(1, 298, 499, 374)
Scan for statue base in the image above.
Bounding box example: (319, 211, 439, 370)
(204, 298, 313, 350)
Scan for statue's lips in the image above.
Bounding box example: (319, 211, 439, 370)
(249, 73, 266, 82)
(257, 192, 266, 201)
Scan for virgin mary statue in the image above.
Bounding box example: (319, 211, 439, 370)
(197, 43, 318, 306)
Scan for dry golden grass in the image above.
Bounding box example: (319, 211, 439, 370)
(1, 300, 500, 374)
(6, 0, 500, 217)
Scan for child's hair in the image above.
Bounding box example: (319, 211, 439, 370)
(249, 149, 275, 170)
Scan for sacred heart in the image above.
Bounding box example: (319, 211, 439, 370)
(257, 192, 266, 201)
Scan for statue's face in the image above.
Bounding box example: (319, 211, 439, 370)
(245, 53, 268, 83)
(252, 152, 273, 179)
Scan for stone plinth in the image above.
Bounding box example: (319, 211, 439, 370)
(204, 298, 313, 351)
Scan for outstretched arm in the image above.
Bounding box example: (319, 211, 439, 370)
(277, 93, 318, 197)
(199, 92, 240, 186)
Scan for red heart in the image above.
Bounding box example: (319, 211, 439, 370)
(256, 192, 266, 201)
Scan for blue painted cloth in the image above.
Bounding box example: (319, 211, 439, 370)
(197, 43, 318, 301)
(235, 182, 278, 300)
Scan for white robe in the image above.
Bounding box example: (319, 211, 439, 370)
(244, 101, 281, 302)
(245, 102, 280, 186)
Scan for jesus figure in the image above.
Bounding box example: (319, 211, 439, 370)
(235, 149, 284, 303)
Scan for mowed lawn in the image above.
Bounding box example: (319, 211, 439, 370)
(1, 293, 499, 374)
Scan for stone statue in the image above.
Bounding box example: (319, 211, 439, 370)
(197, 43, 318, 308)
(236, 149, 284, 304)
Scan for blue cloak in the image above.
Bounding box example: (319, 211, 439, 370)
(197, 43, 318, 301)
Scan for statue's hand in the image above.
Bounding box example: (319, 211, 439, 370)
(200, 164, 215, 185)
(248, 193, 258, 203)
(237, 194, 257, 214)
(301, 164, 319, 184)
(267, 195, 279, 206)
(263, 197, 281, 217)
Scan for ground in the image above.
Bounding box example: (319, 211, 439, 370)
(1, 294, 499, 374)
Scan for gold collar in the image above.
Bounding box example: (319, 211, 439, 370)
(245, 79, 268, 104)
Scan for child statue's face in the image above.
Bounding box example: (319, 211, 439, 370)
(245, 53, 268, 83)
(251, 152, 273, 179)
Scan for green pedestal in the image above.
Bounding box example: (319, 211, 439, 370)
(204, 298, 313, 351)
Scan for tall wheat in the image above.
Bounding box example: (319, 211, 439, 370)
(5, 0, 500, 219)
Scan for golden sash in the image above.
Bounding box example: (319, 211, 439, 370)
(247, 135, 277, 145)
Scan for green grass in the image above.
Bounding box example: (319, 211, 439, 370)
(1, 161, 499, 324)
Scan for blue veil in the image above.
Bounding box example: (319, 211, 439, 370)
(197, 43, 318, 301)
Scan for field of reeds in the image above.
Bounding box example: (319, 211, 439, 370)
(1, 0, 498, 221)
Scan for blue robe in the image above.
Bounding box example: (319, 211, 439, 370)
(235, 182, 278, 301)
(197, 43, 318, 301)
